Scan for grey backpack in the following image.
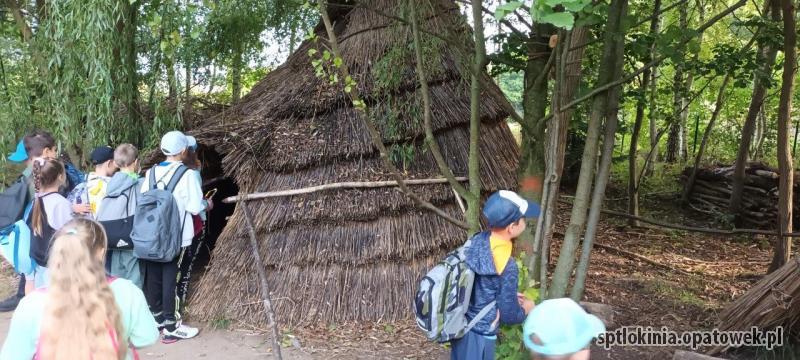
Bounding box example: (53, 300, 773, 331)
(131, 165, 188, 262)
(414, 237, 496, 343)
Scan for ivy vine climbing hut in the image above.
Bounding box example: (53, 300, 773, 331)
(186, 0, 520, 326)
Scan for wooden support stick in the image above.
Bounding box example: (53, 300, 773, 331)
(240, 201, 283, 360)
(223, 177, 468, 203)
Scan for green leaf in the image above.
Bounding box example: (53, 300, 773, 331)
(575, 13, 602, 27)
(562, 0, 591, 12)
(307, 48, 318, 57)
(540, 12, 575, 29)
(333, 56, 343, 68)
(322, 50, 331, 61)
(494, 1, 523, 21)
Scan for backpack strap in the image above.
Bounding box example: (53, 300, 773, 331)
(165, 165, 189, 193)
(148, 168, 157, 191)
(464, 300, 496, 334)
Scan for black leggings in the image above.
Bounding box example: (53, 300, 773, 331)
(176, 232, 204, 312)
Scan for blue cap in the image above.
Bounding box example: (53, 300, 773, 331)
(523, 298, 606, 356)
(7, 140, 27, 163)
(186, 135, 198, 151)
(482, 190, 541, 228)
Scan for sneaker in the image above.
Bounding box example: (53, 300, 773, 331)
(0, 294, 22, 312)
(162, 324, 199, 342)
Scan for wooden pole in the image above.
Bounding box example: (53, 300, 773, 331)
(223, 177, 468, 203)
(239, 201, 283, 360)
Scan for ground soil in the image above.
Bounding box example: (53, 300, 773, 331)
(0, 189, 790, 359)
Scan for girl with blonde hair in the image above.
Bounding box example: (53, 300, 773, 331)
(1, 218, 159, 359)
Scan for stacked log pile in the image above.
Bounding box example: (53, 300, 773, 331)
(681, 162, 799, 228)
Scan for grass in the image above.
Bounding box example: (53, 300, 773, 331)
(644, 278, 707, 308)
(210, 315, 232, 330)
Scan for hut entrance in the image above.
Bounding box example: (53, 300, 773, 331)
(195, 145, 238, 272)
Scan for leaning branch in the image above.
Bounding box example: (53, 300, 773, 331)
(319, 1, 469, 230)
(410, 3, 474, 201)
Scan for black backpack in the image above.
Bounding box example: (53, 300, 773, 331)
(0, 176, 31, 232)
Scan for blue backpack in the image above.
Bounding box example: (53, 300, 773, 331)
(0, 203, 35, 274)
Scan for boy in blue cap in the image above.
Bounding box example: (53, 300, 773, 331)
(451, 190, 540, 360)
(523, 298, 606, 359)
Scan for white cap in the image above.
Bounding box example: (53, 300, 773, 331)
(160, 131, 188, 156)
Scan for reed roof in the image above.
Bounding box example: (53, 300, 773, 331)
(189, 0, 521, 326)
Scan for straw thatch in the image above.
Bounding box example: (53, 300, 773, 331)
(711, 258, 800, 354)
(187, 0, 520, 326)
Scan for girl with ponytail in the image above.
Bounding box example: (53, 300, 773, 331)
(1, 219, 159, 359)
(25, 158, 73, 292)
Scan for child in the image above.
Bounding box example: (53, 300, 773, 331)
(175, 135, 212, 317)
(69, 146, 118, 218)
(26, 158, 73, 292)
(451, 190, 540, 360)
(0, 132, 58, 312)
(97, 144, 143, 288)
(522, 298, 606, 360)
(139, 131, 205, 342)
(1, 218, 159, 359)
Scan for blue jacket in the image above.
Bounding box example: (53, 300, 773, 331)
(464, 231, 527, 335)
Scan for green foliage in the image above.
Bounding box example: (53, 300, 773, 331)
(496, 255, 539, 360)
(37, 0, 123, 152)
(389, 143, 416, 172)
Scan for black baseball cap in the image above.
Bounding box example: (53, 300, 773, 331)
(90, 146, 114, 165)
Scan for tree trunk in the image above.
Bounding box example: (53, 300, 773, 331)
(647, 0, 662, 173)
(122, 0, 140, 144)
(518, 23, 553, 266)
(629, 0, 661, 226)
(571, 0, 628, 301)
(5, 0, 33, 42)
(681, 1, 704, 162)
(165, 55, 177, 100)
(667, 4, 689, 163)
(466, 0, 486, 233)
(549, 0, 625, 298)
(628, 81, 645, 227)
(682, 74, 732, 203)
(730, 0, 781, 216)
(530, 27, 588, 290)
(752, 105, 765, 159)
(770, 0, 796, 272)
(231, 41, 243, 104)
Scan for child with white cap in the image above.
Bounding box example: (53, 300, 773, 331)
(139, 130, 206, 343)
(522, 298, 606, 359)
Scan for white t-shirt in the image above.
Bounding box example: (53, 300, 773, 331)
(139, 161, 203, 247)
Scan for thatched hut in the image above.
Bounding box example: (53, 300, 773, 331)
(188, 0, 520, 326)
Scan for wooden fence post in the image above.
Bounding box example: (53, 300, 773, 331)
(240, 200, 283, 359)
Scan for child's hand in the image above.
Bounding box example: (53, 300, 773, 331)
(72, 203, 91, 215)
(518, 292, 535, 314)
(206, 198, 214, 211)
